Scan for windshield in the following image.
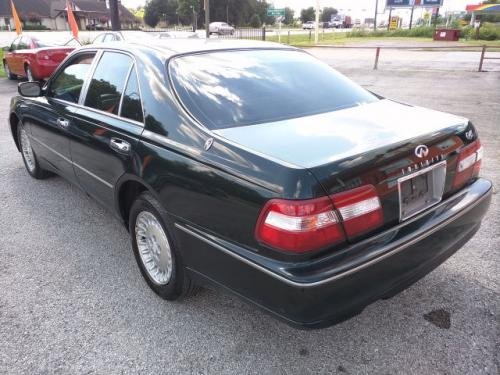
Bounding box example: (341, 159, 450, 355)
(169, 49, 378, 129)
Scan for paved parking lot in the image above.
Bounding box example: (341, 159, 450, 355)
(0, 60, 498, 373)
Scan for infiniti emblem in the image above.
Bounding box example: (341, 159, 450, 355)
(414, 145, 429, 158)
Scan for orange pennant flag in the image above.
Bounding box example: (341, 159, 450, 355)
(66, 0, 79, 39)
(10, 0, 22, 35)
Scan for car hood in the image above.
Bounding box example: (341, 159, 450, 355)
(213, 99, 468, 168)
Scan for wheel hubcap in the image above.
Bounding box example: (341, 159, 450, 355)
(135, 211, 173, 285)
(20, 128, 35, 173)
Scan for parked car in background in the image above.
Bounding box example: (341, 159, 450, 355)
(92, 32, 124, 44)
(86, 23, 106, 31)
(2, 35, 74, 81)
(330, 15, 352, 28)
(302, 21, 316, 30)
(156, 31, 199, 39)
(209, 22, 235, 35)
(9, 40, 492, 328)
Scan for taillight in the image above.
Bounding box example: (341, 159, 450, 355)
(331, 185, 383, 240)
(453, 140, 482, 189)
(37, 52, 50, 61)
(255, 197, 345, 253)
(255, 185, 384, 253)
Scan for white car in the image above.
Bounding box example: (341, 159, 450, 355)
(302, 21, 316, 30)
(156, 31, 199, 39)
(209, 22, 235, 35)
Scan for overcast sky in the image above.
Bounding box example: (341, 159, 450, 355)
(120, 0, 472, 19)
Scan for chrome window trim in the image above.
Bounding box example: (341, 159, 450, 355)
(175, 185, 491, 288)
(50, 98, 144, 128)
(117, 63, 134, 116)
(78, 49, 145, 127)
(46, 49, 100, 104)
(78, 50, 103, 106)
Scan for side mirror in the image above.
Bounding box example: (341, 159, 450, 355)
(18, 81, 42, 97)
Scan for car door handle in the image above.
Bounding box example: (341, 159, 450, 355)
(57, 118, 70, 129)
(109, 138, 131, 154)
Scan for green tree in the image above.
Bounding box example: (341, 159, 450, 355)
(144, 0, 179, 27)
(321, 7, 337, 23)
(300, 7, 315, 23)
(284, 7, 294, 25)
(177, 0, 200, 25)
(249, 14, 261, 27)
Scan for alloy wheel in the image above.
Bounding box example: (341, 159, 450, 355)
(135, 211, 173, 285)
(19, 128, 36, 173)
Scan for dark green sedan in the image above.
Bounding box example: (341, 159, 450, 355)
(9, 39, 492, 328)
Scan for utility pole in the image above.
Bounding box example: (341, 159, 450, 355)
(409, 3, 415, 29)
(108, 0, 121, 31)
(314, 0, 320, 44)
(205, 0, 210, 38)
(387, 7, 392, 31)
(373, 0, 378, 31)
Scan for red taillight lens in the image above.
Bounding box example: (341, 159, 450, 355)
(255, 197, 345, 253)
(37, 52, 50, 61)
(255, 185, 384, 253)
(453, 140, 482, 189)
(331, 185, 383, 240)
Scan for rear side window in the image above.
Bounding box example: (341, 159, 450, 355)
(120, 68, 143, 123)
(169, 50, 378, 129)
(84, 52, 132, 114)
(18, 36, 29, 50)
(48, 53, 96, 103)
(10, 37, 20, 51)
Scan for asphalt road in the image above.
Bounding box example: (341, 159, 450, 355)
(0, 64, 498, 373)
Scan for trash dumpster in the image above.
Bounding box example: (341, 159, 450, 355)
(434, 28, 460, 41)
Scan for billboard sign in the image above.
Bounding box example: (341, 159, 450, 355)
(421, 0, 443, 6)
(386, 0, 411, 7)
(387, 0, 443, 7)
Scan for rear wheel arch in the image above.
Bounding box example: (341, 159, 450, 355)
(116, 177, 160, 228)
(24, 62, 34, 80)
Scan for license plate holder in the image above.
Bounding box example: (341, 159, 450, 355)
(398, 161, 447, 221)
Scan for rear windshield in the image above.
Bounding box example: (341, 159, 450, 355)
(169, 49, 377, 129)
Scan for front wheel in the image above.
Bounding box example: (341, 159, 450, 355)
(129, 192, 198, 300)
(17, 122, 51, 179)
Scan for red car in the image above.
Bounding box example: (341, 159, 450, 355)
(2, 35, 74, 81)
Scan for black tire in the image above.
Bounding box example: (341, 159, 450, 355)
(17, 122, 51, 179)
(129, 192, 199, 300)
(3, 61, 17, 80)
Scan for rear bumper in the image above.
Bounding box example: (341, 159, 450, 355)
(175, 178, 492, 328)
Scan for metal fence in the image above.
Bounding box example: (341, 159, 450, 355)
(304, 44, 500, 72)
(212, 27, 266, 41)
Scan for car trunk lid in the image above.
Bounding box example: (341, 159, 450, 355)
(214, 99, 472, 233)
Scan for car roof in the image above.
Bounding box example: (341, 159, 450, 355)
(78, 38, 296, 61)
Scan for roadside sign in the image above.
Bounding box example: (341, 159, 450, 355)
(267, 8, 285, 17)
(389, 16, 399, 30)
(387, 0, 443, 7)
(421, 0, 443, 6)
(386, 0, 411, 7)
